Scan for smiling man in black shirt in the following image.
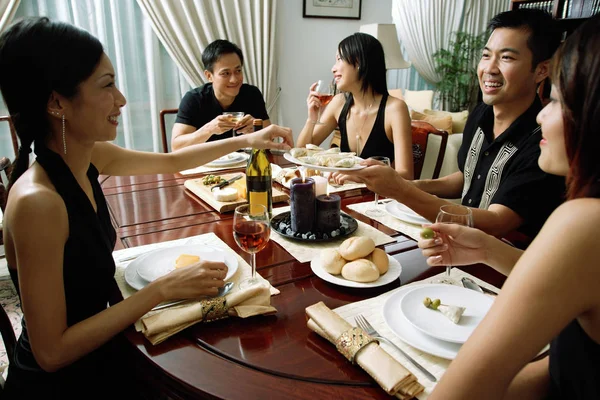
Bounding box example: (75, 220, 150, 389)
(335, 9, 565, 241)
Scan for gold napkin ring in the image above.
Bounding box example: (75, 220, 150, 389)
(335, 327, 378, 363)
(202, 297, 229, 322)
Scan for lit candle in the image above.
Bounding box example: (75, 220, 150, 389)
(315, 194, 341, 234)
(312, 175, 328, 197)
(290, 177, 315, 233)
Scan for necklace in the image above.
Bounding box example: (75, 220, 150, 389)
(352, 98, 375, 156)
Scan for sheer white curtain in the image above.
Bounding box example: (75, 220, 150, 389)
(391, 0, 510, 86)
(0, 0, 20, 32)
(136, 0, 279, 122)
(0, 0, 190, 155)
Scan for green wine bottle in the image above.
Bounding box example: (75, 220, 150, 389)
(246, 119, 272, 217)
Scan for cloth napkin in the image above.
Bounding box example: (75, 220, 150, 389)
(142, 282, 276, 345)
(306, 301, 424, 399)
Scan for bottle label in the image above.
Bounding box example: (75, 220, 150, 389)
(249, 191, 269, 210)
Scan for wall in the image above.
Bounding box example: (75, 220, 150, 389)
(276, 0, 393, 143)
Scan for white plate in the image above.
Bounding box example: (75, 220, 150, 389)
(383, 284, 462, 359)
(400, 284, 494, 344)
(385, 201, 431, 225)
(126, 245, 238, 289)
(310, 254, 401, 288)
(283, 152, 366, 173)
(205, 152, 249, 167)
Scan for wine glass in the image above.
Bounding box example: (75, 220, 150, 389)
(314, 80, 335, 125)
(233, 204, 271, 289)
(432, 204, 473, 285)
(365, 156, 391, 217)
(223, 111, 245, 137)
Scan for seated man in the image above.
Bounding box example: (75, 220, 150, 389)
(171, 39, 271, 150)
(335, 9, 565, 241)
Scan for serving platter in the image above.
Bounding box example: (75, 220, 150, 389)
(283, 152, 366, 173)
(310, 255, 401, 288)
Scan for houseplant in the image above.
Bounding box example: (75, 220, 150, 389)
(433, 31, 486, 112)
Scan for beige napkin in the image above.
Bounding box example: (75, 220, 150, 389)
(306, 301, 424, 399)
(142, 282, 276, 345)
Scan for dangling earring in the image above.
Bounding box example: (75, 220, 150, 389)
(62, 114, 67, 155)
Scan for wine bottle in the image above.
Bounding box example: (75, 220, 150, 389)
(246, 119, 272, 217)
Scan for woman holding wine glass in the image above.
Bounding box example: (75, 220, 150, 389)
(297, 32, 414, 179)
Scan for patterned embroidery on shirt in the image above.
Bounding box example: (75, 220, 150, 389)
(462, 128, 485, 199)
(478, 126, 541, 209)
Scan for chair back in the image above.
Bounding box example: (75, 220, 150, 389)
(0, 303, 16, 367)
(411, 121, 448, 180)
(159, 109, 178, 153)
(0, 116, 18, 158)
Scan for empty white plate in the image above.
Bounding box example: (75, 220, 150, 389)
(128, 245, 238, 288)
(400, 284, 493, 344)
(205, 152, 248, 167)
(385, 201, 430, 225)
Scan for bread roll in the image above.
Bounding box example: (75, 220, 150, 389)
(341, 259, 380, 283)
(339, 237, 376, 261)
(320, 249, 346, 275)
(368, 248, 389, 275)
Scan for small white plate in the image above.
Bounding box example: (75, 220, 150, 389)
(310, 254, 402, 288)
(400, 284, 494, 344)
(126, 245, 238, 289)
(283, 152, 366, 173)
(385, 201, 430, 225)
(383, 284, 461, 359)
(205, 152, 249, 167)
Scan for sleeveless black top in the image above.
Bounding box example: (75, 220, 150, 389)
(548, 319, 600, 399)
(4, 145, 139, 399)
(338, 93, 394, 161)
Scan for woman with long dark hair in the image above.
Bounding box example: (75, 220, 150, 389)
(420, 15, 600, 399)
(0, 17, 292, 398)
(298, 32, 413, 178)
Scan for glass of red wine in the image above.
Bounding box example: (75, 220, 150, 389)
(233, 204, 271, 289)
(314, 80, 335, 125)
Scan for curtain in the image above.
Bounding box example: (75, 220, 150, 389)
(136, 0, 279, 122)
(0, 0, 190, 155)
(391, 0, 510, 86)
(0, 0, 20, 32)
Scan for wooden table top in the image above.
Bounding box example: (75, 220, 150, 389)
(102, 156, 506, 399)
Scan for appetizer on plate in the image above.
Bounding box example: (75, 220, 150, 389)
(423, 297, 466, 324)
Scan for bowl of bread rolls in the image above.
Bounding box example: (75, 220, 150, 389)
(310, 237, 402, 288)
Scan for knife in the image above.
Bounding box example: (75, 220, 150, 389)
(211, 175, 243, 191)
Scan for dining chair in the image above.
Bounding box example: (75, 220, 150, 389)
(0, 302, 17, 391)
(159, 108, 178, 153)
(0, 116, 19, 158)
(411, 120, 449, 180)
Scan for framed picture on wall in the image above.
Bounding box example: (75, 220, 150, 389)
(303, 0, 362, 20)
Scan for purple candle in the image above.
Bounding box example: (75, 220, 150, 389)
(316, 194, 341, 234)
(290, 178, 315, 233)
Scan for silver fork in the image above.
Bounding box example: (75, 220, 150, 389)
(355, 314, 437, 382)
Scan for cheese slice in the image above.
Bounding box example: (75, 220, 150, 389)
(231, 179, 247, 200)
(438, 304, 466, 324)
(213, 187, 239, 202)
(175, 254, 200, 269)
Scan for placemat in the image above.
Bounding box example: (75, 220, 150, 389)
(270, 206, 395, 263)
(333, 268, 500, 399)
(184, 172, 289, 213)
(348, 201, 423, 241)
(113, 233, 279, 330)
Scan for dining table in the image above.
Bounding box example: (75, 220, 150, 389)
(101, 153, 507, 400)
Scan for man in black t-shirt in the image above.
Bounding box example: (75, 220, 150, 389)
(171, 40, 270, 151)
(335, 9, 565, 241)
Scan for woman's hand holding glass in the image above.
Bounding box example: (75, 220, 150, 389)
(307, 80, 335, 125)
(418, 222, 489, 268)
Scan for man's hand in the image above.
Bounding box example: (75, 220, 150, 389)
(331, 158, 410, 199)
(207, 115, 237, 136)
(233, 114, 255, 134)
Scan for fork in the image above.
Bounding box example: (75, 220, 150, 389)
(355, 314, 437, 382)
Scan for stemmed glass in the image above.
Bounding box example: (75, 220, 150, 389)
(432, 204, 473, 285)
(232, 204, 271, 289)
(365, 156, 391, 217)
(314, 80, 335, 125)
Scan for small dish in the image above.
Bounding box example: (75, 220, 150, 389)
(310, 254, 402, 288)
(385, 201, 430, 225)
(271, 211, 358, 242)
